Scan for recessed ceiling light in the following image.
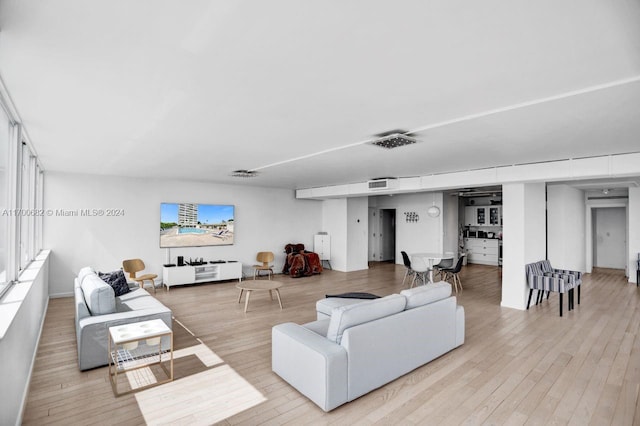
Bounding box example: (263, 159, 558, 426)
(369, 133, 419, 149)
(230, 169, 258, 178)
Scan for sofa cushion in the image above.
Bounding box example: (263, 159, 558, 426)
(80, 274, 116, 315)
(326, 294, 406, 344)
(316, 298, 365, 318)
(99, 269, 130, 297)
(302, 319, 331, 337)
(116, 288, 168, 312)
(400, 281, 452, 309)
(78, 266, 96, 285)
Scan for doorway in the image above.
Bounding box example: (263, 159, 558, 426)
(368, 208, 396, 262)
(592, 207, 626, 269)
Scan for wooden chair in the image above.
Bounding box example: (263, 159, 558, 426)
(122, 259, 157, 293)
(253, 252, 275, 280)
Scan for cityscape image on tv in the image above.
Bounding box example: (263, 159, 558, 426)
(160, 203, 235, 247)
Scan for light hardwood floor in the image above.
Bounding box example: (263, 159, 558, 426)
(22, 263, 640, 425)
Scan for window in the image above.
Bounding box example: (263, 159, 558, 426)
(0, 105, 11, 297)
(19, 142, 37, 270)
(0, 88, 44, 299)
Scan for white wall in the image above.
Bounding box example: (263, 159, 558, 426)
(443, 194, 459, 256)
(321, 198, 368, 272)
(501, 183, 546, 310)
(547, 184, 586, 271)
(367, 207, 379, 261)
(371, 192, 444, 264)
(322, 199, 348, 271)
(346, 197, 369, 271)
(0, 251, 49, 426)
(43, 172, 322, 296)
(629, 188, 640, 284)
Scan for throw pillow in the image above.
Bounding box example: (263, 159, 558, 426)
(99, 270, 130, 297)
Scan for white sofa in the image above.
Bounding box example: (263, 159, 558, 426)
(74, 267, 172, 370)
(272, 281, 465, 411)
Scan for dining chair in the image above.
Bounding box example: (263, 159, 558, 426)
(410, 255, 430, 288)
(434, 251, 454, 279)
(440, 254, 465, 293)
(401, 251, 416, 286)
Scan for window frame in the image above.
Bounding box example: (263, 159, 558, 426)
(0, 87, 44, 300)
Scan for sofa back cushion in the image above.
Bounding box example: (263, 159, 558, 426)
(80, 273, 116, 315)
(400, 281, 452, 309)
(326, 294, 406, 344)
(77, 266, 96, 285)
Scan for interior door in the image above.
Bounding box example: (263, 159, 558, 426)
(593, 207, 626, 269)
(380, 209, 396, 261)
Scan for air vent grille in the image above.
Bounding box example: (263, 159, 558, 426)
(230, 169, 258, 178)
(367, 178, 398, 190)
(370, 133, 418, 149)
(369, 180, 388, 189)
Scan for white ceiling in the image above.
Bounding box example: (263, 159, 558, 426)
(1, 0, 639, 190)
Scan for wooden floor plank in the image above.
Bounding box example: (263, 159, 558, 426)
(21, 263, 640, 425)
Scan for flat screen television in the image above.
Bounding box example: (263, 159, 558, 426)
(160, 203, 235, 248)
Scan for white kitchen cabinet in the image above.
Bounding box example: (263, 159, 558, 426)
(465, 206, 502, 227)
(464, 238, 499, 266)
(488, 206, 501, 226)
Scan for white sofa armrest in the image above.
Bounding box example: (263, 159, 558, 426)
(272, 322, 348, 412)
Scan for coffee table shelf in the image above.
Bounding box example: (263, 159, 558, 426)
(108, 319, 173, 396)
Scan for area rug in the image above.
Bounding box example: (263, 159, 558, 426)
(132, 318, 267, 426)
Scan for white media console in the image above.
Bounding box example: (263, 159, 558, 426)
(162, 261, 242, 290)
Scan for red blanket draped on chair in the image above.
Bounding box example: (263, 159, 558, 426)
(283, 244, 323, 278)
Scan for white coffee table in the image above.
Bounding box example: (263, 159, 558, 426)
(108, 319, 173, 396)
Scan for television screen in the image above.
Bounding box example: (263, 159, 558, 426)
(160, 203, 235, 248)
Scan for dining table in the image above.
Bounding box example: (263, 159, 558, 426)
(411, 252, 455, 284)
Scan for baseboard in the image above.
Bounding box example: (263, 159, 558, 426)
(49, 291, 73, 298)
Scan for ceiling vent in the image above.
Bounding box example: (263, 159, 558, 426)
(230, 169, 258, 178)
(368, 178, 398, 190)
(369, 133, 419, 149)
